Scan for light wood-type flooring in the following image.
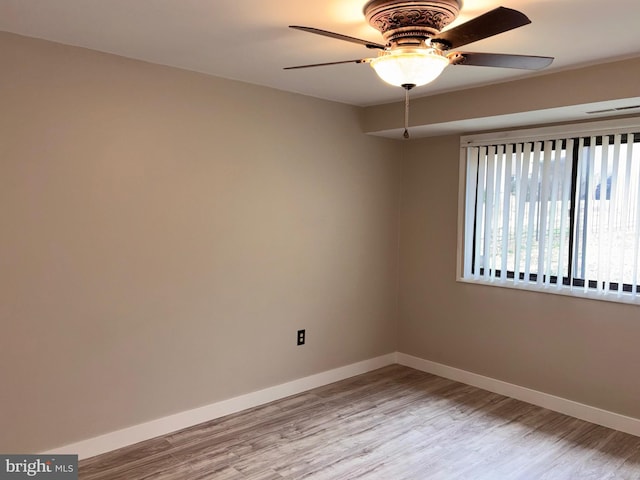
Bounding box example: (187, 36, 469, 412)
(79, 365, 640, 479)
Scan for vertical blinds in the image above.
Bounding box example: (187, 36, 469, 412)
(463, 129, 640, 300)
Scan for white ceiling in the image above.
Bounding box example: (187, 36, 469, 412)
(1, 0, 640, 107)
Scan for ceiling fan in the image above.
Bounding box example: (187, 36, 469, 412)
(285, 0, 554, 138)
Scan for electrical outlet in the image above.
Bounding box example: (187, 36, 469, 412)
(297, 329, 305, 346)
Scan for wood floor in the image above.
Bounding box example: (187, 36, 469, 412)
(79, 365, 640, 479)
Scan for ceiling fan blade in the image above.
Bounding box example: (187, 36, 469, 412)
(432, 7, 531, 50)
(289, 26, 386, 50)
(449, 52, 554, 70)
(284, 59, 370, 70)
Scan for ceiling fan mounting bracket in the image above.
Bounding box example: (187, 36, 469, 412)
(363, 0, 462, 43)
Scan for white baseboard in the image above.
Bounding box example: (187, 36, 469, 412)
(44, 353, 397, 460)
(45, 351, 639, 460)
(397, 352, 640, 438)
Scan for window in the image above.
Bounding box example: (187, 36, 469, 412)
(458, 118, 640, 303)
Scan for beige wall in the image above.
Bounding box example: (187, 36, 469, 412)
(398, 135, 640, 420)
(0, 32, 400, 452)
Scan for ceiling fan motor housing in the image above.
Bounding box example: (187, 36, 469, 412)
(364, 0, 461, 45)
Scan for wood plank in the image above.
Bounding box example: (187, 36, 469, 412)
(79, 365, 640, 479)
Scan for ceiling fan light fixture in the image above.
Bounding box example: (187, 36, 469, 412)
(369, 48, 449, 87)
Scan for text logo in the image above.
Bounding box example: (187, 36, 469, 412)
(0, 455, 77, 479)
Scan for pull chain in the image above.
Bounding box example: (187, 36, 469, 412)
(401, 84, 415, 140)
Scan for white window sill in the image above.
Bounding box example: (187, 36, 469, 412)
(457, 276, 640, 306)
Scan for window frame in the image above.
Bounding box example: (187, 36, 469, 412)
(457, 116, 640, 305)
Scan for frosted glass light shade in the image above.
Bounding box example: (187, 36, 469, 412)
(370, 49, 449, 87)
